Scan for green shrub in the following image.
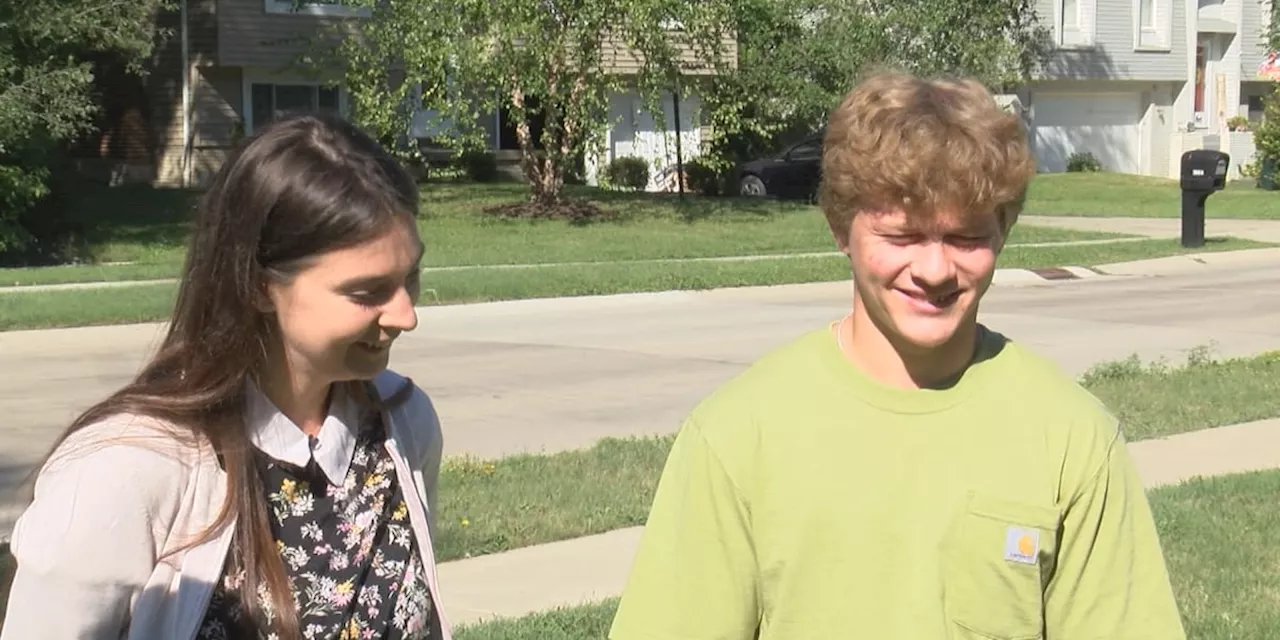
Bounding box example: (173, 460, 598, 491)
(683, 158, 725, 196)
(604, 156, 650, 190)
(1066, 151, 1103, 173)
(456, 150, 500, 183)
(1253, 86, 1280, 163)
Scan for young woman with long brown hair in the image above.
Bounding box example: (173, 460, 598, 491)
(1, 113, 451, 640)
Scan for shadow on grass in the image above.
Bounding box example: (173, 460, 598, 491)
(421, 180, 816, 227)
(65, 184, 201, 260)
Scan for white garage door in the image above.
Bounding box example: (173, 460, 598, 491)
(1033, 93, 1141, 173)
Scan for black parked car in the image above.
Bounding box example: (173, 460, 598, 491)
(736, 132, 823, 201)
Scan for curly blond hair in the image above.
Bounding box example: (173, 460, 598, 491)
(818, 70, 1036, 239)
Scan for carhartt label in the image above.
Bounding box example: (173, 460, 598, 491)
(1004, 527, 1040, 565)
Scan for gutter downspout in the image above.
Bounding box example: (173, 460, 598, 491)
(180, 0, 191, 187)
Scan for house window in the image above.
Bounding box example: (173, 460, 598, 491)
(1062, 0, 1080, 29)
(1194, 43, 1207, 115)
(1056, 0, 1093, 47)
(1248, 95, 1265, 123)
(1133, 0, 1171, 49)
(263, 1, 371, 18)
(250, 83, 341, 132)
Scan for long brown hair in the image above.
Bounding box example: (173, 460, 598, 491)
(41, 113, 420, 638)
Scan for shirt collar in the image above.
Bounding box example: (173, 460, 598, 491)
(244, 379, 364, 485)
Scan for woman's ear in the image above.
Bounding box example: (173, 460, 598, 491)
(253, 281, 276, 314)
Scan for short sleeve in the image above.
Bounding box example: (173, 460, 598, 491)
(610, 419, 760, 640)
(1043, 429, 1187, 639)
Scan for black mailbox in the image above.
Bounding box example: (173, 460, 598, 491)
(1179, 149, 1230, 248)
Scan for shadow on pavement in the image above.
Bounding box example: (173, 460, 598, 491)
(0, 454, 36, 630)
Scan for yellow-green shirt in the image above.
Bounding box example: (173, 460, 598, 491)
(610, 326, 1186, 640)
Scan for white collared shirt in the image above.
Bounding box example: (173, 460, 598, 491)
(244, 380, 365, 486)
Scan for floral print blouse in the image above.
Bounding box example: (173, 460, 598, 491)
(196, 416, 438, 640)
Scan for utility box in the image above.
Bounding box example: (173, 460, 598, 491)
(1179, 149, 1230, 248)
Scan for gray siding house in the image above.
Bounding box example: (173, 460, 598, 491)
(1023, 0, 1273, 178)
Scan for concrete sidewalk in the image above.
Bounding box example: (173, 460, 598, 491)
(436, 418, 1280, 628)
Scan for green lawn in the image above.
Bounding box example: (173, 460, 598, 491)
(435, 437, 672, 563)
(1, 181, 1127, 287)
(6, 172, 1278, 284)
(1150, 469, 1280, 638)
(1026, 173, 1280, 219)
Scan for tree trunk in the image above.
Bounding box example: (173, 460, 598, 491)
(531, 155, 562, 206)
(511, 86, 563, 207)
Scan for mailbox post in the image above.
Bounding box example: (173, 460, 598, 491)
(1179, 149, 1230, 248)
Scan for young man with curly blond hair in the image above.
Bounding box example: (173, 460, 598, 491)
(609, 71, 1187, 639)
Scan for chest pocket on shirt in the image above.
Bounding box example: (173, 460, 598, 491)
(940, 493, 1062, 640)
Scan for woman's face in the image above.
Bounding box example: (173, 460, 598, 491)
(265, 221, 424, 388)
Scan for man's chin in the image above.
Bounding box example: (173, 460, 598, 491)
(888, 315, 972, 353)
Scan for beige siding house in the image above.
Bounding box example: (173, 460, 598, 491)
(85, 0, 737, 190)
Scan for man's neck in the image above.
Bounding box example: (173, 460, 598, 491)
(838, 308, 981, 390)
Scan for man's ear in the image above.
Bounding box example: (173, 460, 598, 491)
(993, 221, 1013, 254)
(828, 219, 852, 257)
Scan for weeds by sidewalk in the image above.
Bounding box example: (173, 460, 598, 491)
(455, 599, 619, 640)
(1082, 347, 1280, 441)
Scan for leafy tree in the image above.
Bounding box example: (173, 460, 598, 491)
(1253, 0, 1280, 169)
(0, 0, 171, 257)
(699, 0, 1052, 179)
(320, 0, 736, 216)
(870, 0, 1052, 92)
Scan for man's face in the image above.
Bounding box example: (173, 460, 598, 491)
(838, 206, 1004, 353)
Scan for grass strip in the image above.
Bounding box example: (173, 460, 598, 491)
(1, 237, 1268, 332)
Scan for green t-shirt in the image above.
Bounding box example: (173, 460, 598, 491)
(610, 325, 1186, 640)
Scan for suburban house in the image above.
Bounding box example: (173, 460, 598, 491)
(1023, 0, 1275, 178)
(80, 0, 736, 190)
